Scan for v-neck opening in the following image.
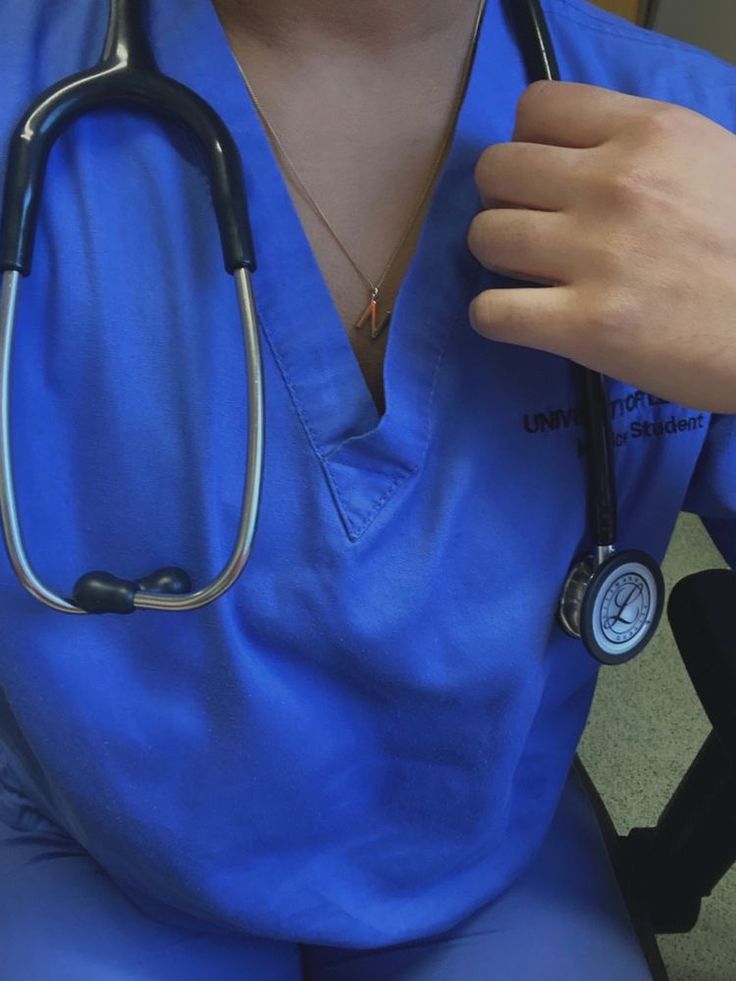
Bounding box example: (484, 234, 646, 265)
(150, 0, 506, 540)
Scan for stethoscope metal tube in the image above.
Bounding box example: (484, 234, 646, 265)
(130, 267, 264, 612)
(0, 269, 81, 612)
(0, 268, 264, 614)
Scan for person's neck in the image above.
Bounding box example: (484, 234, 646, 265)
(211, 0, 480, 54)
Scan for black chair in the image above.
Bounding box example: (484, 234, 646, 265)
(577, 568, 736, 980)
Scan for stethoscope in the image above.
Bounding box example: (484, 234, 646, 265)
(0, 0, 664, 664)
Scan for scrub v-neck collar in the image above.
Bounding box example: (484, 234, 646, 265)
(149, 0, 517, 541)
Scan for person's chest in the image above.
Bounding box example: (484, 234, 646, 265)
(216, 34, 480, 411)
(289, 189, 427, 414)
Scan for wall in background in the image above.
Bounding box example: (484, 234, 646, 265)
(652, 0, 736, 64)
(590, 0, 644, 22)
(588, 0, 736, 64)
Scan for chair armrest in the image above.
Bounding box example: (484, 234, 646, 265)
(667, 569, 736, 753)
(617, 569, 736, 933)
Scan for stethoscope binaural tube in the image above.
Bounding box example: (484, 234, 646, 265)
(506, 0, 664, 663)
(0, 0, 264, 613)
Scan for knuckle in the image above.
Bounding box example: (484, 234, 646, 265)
(599, 157, 674, 212)
(518, 79, 551, 113)
(606, 164, 654, 205)
(513, 81, 551, 137)
(591, 285, 643, 339)
(644, 102, 691, 139)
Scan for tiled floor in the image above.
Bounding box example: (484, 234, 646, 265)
(579, 513, 735, 980)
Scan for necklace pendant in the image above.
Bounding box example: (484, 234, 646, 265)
(369, 297, 378, 336)
(353, 299, 372, 333)
(354, 288, 380, 335)
(371, 310, 391, 341)
(354, 288, 390, 340)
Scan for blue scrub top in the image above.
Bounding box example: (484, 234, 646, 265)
(0, 0, 735, 948)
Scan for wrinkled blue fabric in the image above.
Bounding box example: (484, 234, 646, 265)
(0, 0, 734, 950)
(0, 765, 652, 979)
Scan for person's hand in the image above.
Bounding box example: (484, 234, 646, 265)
(467, 80, 736, 413)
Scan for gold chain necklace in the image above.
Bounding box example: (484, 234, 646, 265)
(230, 1, 487, 340)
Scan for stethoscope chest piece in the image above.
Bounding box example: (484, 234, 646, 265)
(559, 550, 665, 665)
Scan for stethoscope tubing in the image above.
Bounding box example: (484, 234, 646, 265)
(0, 266, 265, 613)
(505, 0, 618, 552)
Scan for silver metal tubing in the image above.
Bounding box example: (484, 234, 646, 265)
(134, 266, 264, 610)
(0, 267, 264, 614)
(0, 271, 83, 612)
(596, 544, 616, 568)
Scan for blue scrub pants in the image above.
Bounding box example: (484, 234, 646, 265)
(0, 768, 652, 980)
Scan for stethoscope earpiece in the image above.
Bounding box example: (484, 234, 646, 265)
(559, 550, 664, 665)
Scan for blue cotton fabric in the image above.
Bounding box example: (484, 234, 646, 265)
(0, 0, 734, 949)
(0, 765, 653, 979)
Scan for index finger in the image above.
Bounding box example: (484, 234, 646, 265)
(513, 80, 661, 148)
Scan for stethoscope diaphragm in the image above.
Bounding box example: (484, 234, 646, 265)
(559, 549, 665, 664)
